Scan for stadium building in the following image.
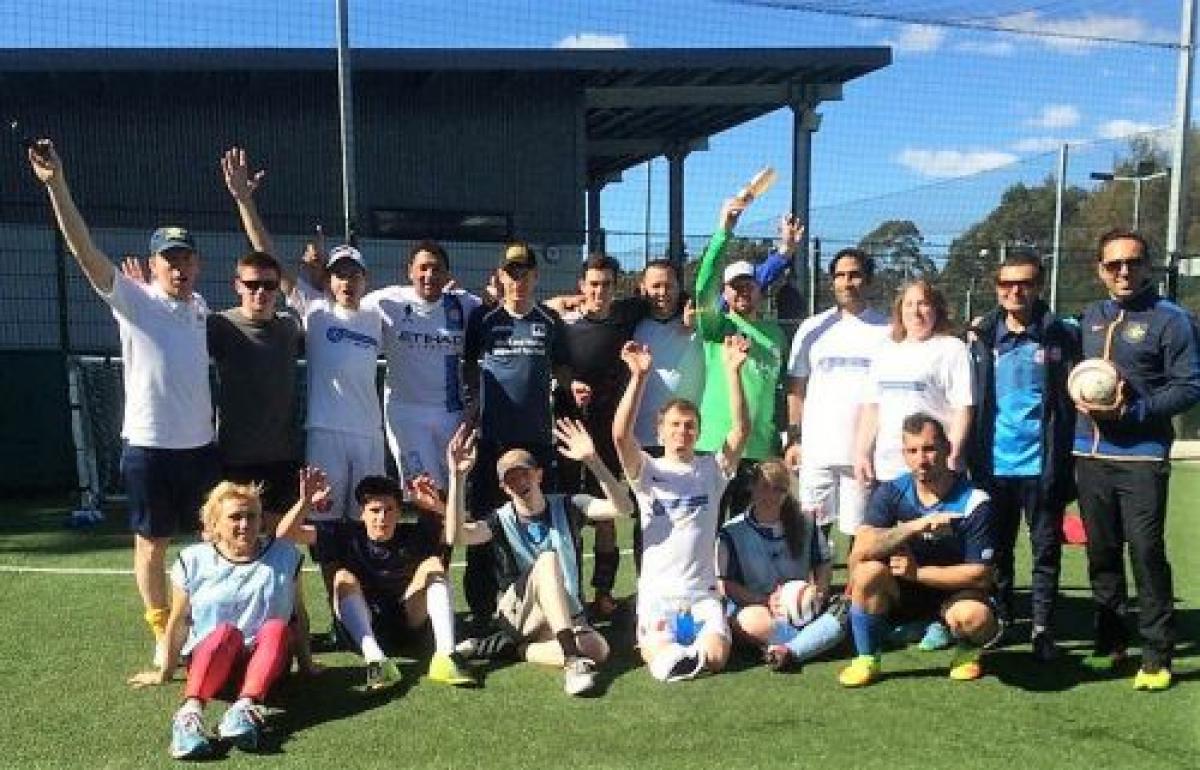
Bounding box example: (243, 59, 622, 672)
(0, 46, 889, 493)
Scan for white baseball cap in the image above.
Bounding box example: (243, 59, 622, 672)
(723, 260, 755, 284)
(327, 245, 366, 271)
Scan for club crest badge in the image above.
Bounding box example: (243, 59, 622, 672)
(1122, 322, 1148, 344)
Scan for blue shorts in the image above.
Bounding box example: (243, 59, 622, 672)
(121, 443, 220, 539)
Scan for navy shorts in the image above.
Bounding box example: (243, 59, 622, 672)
(121, 443, 221, 538)
(891, 583, 993, 624)
(223, 460, 301, 515)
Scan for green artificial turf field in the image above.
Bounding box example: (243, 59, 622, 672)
(1, 469, 1197, 769)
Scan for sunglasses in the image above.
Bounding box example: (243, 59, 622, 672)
(996, 279, 1036, 291)
(240, 279, 280, 292)
(1100, 258, 1145, 274)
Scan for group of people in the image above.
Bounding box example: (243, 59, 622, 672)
(27, 138, 1198, 760)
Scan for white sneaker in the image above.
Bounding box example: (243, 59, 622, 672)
(563, 656, 597, 696)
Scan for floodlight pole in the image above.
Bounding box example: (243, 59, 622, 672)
(335, 0, 358, 243)
(1167, 0, 1196, 278)
(1050, 143, 1068, 311)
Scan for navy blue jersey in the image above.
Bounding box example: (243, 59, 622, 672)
(464, 303, 569, 445)
(863, 474, 995, 567)
(313, 518, 442, 598)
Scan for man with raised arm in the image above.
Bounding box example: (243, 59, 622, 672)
(839, 413, 1000, 688)
(28, 139, 220, 668)
(693, 198, 788, 516)
(210, 148, 305, 522)
(613, 335, 751, 682)
(448, 419, 632, 696)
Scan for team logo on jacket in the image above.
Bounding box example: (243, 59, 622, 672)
(531, 323, 547, 338)
(1122, 322, 1148, 344)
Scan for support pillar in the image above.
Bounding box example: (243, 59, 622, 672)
(790, 99, 821, 315)
(667, 144, 688, 267)
(586, 181, 606, 255)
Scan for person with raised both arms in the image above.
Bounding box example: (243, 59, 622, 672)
(613, 335, 751, 682)
(448, 419, 632, 696)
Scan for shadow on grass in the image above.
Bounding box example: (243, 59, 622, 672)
(0, 502, 138, 558)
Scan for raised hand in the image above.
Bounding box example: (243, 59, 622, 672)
(553, 417, 597, 463)
(620, 340, 653, 375)
(298, 466, 332, 513)
(718, 197, 746, 233)
(27, 139, 62, 185)
(221, 147, 266, 201)
(408, 473, 446, 516)
(681, 298, 697, 330)
(446, 422, 478, 475)
(778, 213, 805, 253)
(721, 334, 750, 371)
(120, 255, 147, 284)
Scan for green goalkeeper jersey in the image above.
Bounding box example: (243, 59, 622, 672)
(694, 228, 786, 460)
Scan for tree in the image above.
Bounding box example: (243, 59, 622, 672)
(858, 219, 935, 302)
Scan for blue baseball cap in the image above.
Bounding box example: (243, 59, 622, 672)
(149, 226, 195, 255)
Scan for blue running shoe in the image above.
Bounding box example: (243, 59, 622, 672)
(217, 702, 264, 752)
(170, 710, 213, 760)
(918, 621, 952, 651)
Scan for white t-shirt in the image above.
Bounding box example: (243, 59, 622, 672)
(787, 306, 890, 466)
(865, 335, 973, 481)
(632, 451, 733, 611)
(99, 273, 214, 448)
(364, 285, 481, 414)
(631, 316, 705, 447)
(289, 282, 383, 438)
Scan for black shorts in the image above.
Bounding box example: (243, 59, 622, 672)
(891, 583, 992, 624)
(223, 460, 301, 515)
(121, 443, 220, 538)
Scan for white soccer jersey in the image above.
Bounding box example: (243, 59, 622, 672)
(289, 282, 383, 439)
(866, 334, 973, 481)
(631, 316, 705, 447)
(787, 306, 890, 466)
(100, 273, 214, 448)
(364, 285, 481, 414)
(632, 451, 733, 613)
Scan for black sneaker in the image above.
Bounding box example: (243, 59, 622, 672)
(1031, 632, 1062, 663)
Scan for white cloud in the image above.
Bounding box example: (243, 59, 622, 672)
(994, 12, 1171, 53)
(1027, 104, 1081, 130)
(886, 24, 946, 54)
(555, 32, 629, 49)
(897, 148, 1018, 178)
(1011, 136, 1070, 153)
(956, 38, 1016, 57)
(1098, 119, 1164, 140)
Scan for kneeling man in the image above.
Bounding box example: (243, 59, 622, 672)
(840, 412, 1000, 687)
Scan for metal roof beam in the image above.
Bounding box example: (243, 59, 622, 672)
(588, 137, 709, 157)
(586, 84, 791, 108)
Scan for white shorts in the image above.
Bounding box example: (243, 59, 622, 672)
(384, 403, 462, 489)
(799, 463, 867, 536)
(636, 595, 730, 647)
(305, 428, 386, 522)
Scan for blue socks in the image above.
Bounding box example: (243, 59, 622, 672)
(849, 605, 887, 657)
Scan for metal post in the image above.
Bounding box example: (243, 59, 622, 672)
(667, 145, 687, 267)
(586, 182, 605, 255)
(791, 100, 814, 304)
(335, 0, 357, 243)
(808, 237, 819, 317)
(1051, 143, 1068, 311)
(643, 159, 652, 261)
(1133, 176, 1143, 231)
(1167, 0, 1196, 275)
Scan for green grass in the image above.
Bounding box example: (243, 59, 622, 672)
(2, 470, 1199, 769)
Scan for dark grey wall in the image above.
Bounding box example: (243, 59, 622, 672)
(1, 69, 585, 242)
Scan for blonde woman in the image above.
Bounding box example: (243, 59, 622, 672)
(128, 471, 324, 759)
(717, 460, 845, 671)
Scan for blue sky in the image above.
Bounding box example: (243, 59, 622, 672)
(0, 0, 1187, 259)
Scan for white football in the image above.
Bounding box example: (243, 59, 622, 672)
(1068, 358, 1121, 408)
(779, 579, 819, 628)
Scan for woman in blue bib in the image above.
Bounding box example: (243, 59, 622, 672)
(717, 459, 846, 670)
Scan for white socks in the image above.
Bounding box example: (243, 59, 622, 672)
(335, 592, 386, 663)
(425, 578, 456, 655)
